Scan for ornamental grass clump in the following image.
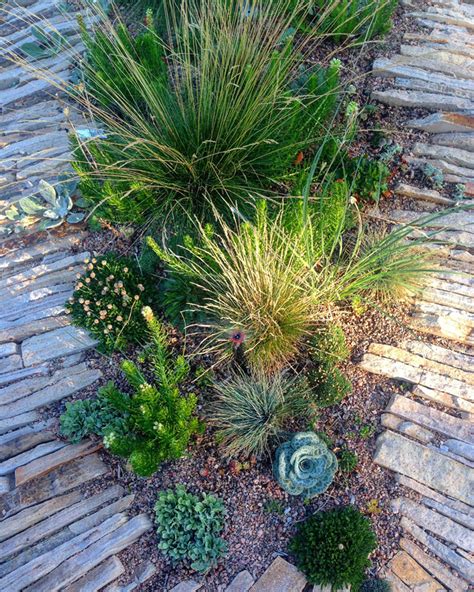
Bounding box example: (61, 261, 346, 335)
(149, 202, 319, 373)
(209, 372, 316, 458)
(154, 485, 227, 573)
(290, 505, 377, 591)
(68, 0, 341, 224)
(67, 254, 155, 353)
(150, 184, 438, 373)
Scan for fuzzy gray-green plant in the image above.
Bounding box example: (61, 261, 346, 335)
(154, 485, 227, 573)
(60, 384, 129, 444)
(273, 431, 338, 498)
(3, 177, 85, 235)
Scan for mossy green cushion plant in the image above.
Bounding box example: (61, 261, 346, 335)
(308, 362, 352, 408)
(290, 505, 377, 591)
(273, 432, 338, 498)
(154, 485, 227, 573)
(67, 254, 156, 353)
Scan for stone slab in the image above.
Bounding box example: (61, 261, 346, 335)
(401, 517, 474, 582)
(399, 537, 469, 592)
(29, 514, 153, 592)
(102, 559, 156, 592)
(0, 489, 82, 543)
(0, 440, 65, 476)
(374, 431, 473, 506)
(0, 454, 108, 519)
(393, 497, 474, 552)
(169, 582, 202, 592)
(396, 473, 474, 517)
(0, 366, 102, 419)
(381, 413, 435, 443)
(226, 570, 255, 592)
(21, 326, 97, 367)
(0, 485, 125, 562)
(15, 440, 102, 486)
(387, 393, 473, 444)
(249, 558, 306, 592)
(406, 112, 474, 133)
(62, 556, 125, 592)
(389, 550, 446, 591)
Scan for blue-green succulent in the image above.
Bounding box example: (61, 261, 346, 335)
(273, 432, 338, 498)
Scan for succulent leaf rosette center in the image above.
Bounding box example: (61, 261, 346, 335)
(273, 432, 338, 498)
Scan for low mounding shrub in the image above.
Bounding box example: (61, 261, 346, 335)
(209, 372, 315, 458)
(67, 254, 156, 353)
(154, 485, 227, 573)
(312, 0, 398, 42)
(337, 447, 358, 473)
(60, 388, 128, 443)
(312, 324, 349, 364)
(61, 307, 202, 476)
(361, 579, 392, 592)
(290, 506, 377, 591)
(72, 1, 341, 225)
(308, 363, 352, 408)
(273, 432, 338, 498)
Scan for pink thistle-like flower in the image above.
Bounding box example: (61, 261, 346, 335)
(229, 330, 246, 346)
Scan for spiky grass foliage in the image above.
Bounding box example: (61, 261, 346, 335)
(311, 0, 399, 42)
(149, 179, 439, 373)
(149, 201, 321, 373)
(209, 372, 316, 458)
(69, 0, 341, 225)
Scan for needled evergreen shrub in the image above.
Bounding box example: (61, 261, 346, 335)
(73, 1, 341, 225)
(102, 307, 203, 476)
(290, 506, 377, 591)
(154, 485, 227, 573)
(61, 308, 202, 476)
(67, 254, 156, 353)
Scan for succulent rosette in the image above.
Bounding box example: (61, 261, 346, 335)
(273, 431, 338, 498)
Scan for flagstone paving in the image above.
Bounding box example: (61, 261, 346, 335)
(0, 1, 155, 590)
(359, 0, 474, 589)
